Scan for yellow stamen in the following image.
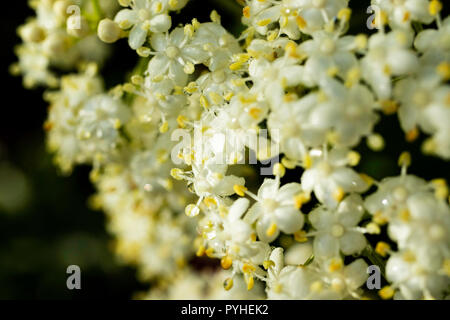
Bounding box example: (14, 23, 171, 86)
(221, 256, 233, 270)
(223, 277, 233, 291)
(379, 286, 395, 300)
(375, 241, 391, 257)
(333, 187, 345, 203)
(429, 0, 443, 16)
(294, 230, 308, 242)
(233, 184, 247, 197)
(266, 223, 278, 237)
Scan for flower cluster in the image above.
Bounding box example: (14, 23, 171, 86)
(13, 0, 449, 299)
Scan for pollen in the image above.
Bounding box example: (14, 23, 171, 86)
(328, 259, 343, 272)
(375, 241, 391, 257)
(266, 223, 278, 237)
(337, 8, 352, 22)
(257, 19, 271, 27)
(405, 127, 419, 142)
(249, 107, 262, 119)
(429, 0, 443, 16)
(233, 184, 248, 197)
(294, 193, 310, 210)
(273, 163, 286, 177)
(379, 286, 395, 300)
(398, 151, 411, 168)
(437, 62, 450, 81)
(243, 263, 256, 274)
(347, 151, 361, 166)
(332, 187, 345, 203)
(223, 277, 234, 291)
(296, 16, 307, 29)
(246, 275, 254, 290)
(243, 6, 251, 19)
(177, 115, 187, 128)
(221, 256, 233, 270)
(263, 260, 275, 270)
(294, 230, 308, 242)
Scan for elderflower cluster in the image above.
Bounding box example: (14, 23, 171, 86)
(13, 0, 450, 299)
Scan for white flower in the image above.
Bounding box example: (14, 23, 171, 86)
(301, 148, 369, 208)
(244, 179, 305, 243)
(147, 27, 209, 85)
(309, 194, 367, 258)
(115, 0, 172, 49)
(372, 0, 434, 29)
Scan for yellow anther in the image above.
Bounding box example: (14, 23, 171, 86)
(250, 233, 257, 241)
(303, 154, 312, 169)
(296, 15, 307, 29)
(266, 223, 278, 237)
(209, 91, 222, 105)
(398, 151, 411, 168)
(280, 16, 288, 28)
(265, 30, 277, 41)
(347, 151, 361, 166)
(327, 66, 339, 77)
(383, 64, 392, 76)
(367, 133, 385, 151)
(437, 62, 450, 81)
(233, 184, 247, 197)
(406, 127, 419, 142)
(122, 83, 135, 93)
(205, 247, 215, 258)
(243, 6, 251, 18)
(328, 259, 343, 272)
(118, 0, 132, 6)
(337, 8, 351, 21)
(402, 250, 416, 262)
(184, 82, 197, 94)
(229, 61, 244, 71)
(183, 62, 195, 74)
(366, 222, 381, 234)
(203, 197, 217, 208)
(246, 275, 254, 290)
(210, 10, 221, 23)
(196, 245, 205, 257)
(373, 10, 388, 28)
(285, 41, 298, 58)
(185, 204, 200, 217)
(177, 115, 187, 128)
(281, 157, 297, 169)
(333, 187, 345, 203)
(294, 230, 308, 242)
(112, 118, 121, 129)
(159, 121, 169, 133)
(374, 211, 389, 225)
(294, 193, 310, 210)
(399, 208, 410, 222)
(443, 259, 450, 276)
(224, 91, 234, 101)
(379, 286, 395, 300)
(248, 107, 262, 119)
(429, 0, 443, 15)
(310, 281, 323, 293)
(191, 18, 200, 30)
(355, 34, 367, 50)
(273, 163, 286, 177)
(263, 260, 275, 270)
(257, 18, 271, 27)
(223, 277, 234, 291)
(131, 75, 144, 85)
(168, 0, 178, 9)
(431, 179, 449, 200)
(375, 241, 391, 257)
(170, 168, 184, 180)
(200, 95, 210, 108)
(242, 263, 256, 274)
(359, 173, 374, 187)
(345, 67, 361, 88)
(184, 24, 194, 38)
(221, 256, 233, 270)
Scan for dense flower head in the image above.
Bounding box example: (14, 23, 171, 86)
(13, 0, 450, 300)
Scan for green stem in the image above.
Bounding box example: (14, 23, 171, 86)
(91, 0, 103, 21)
(363, 244, 387, 280)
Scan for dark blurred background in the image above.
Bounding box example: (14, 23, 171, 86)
(0, 0, 448, 300)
